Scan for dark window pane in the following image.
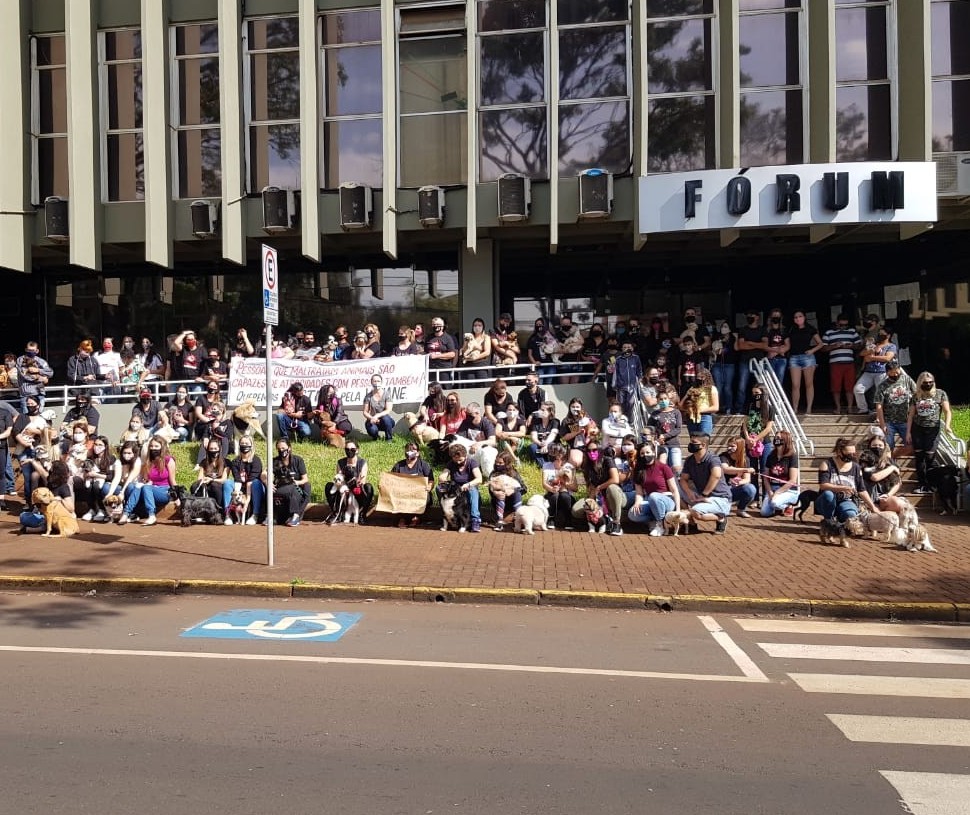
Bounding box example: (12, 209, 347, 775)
(739, 12, 800, 88)
(36, 35, 65, 67)
(39, 68, 67, 134)
(105, 30, 142, 61)
(106, 132, 145, 201)
(325, 45, 383, 116)
(480, 32, 545, 106)
(480, 108, 548, 180)
(178, 128, 221, 198)
(175, 23, 218, 56)
(400, 6, 466, 35)
(647, 19, 712, 93)
(558, 0, 628, 25)
(323, 10, 381, 44)
(478, 0, 546, 31)
(38, 136, 69, 201)
(248, 17, 299, 50)
(322, 119, 383, 187)
(249, 123, 301, 189)
(740, 0, 801, 9)
(932, 78, 970, 152)
(107, 63, 143, 130)
(400, 113, 467, 186)
(559, 100, 629, 176)
(647, 95, 716, 172)
(836, 84, 891, 161)
(560, 26, 627, 100)
(178, 57, 220, 125)
(835, 6, 887, 82)
(400, 37, 467, 115)
(647, 0, 714, 18)
(740, 89, 803, 166)
(250, 52, 300, 120)
(931, 1, 970, 77)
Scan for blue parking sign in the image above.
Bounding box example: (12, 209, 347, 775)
(182, 609, 361, 641)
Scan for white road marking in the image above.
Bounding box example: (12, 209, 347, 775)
(698, 615, 768, 680)
(827, 714, 970, 747)
(879, 771, 970, 815)
(759, 643, 970, 665)
(790, 673, 970, 698)
(735, 620, 970, 639)
(0, 645, 769, 683)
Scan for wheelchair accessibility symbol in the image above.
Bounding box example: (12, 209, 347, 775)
(181, 610, 361, 641)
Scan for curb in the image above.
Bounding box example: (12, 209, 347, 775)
(0, 574, 965, 622)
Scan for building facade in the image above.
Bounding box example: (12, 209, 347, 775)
(0, 0, 968, 396)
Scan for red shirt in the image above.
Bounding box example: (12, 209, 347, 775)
(635, 462, 675, 496)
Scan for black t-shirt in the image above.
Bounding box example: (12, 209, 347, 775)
(391, 458, 433, 482)
(230, 455, 263, 486)
(786, 325, 818, 356)
(273, 454, 307, 487)
(457, 416, 496, 443)
(0, 410, 10, 449)
(484, 390, 515, 416)
(424, 332, 457, 369)
(64, 405, 101, 431)
(527, 416, 559, 444)
(516, 385, 545, 417)
(737, 325, 767, 362)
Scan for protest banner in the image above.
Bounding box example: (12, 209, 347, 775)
(227, 354, 429, 408)
(376, 471, 432, 516)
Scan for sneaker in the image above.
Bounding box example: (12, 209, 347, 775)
(493, 521, 505, 532)
(143, 515, 157, 527)
(117, 514, 130, 526)
(92, 510, 106, 523)
(469, 519, 481, 533)
(285, 514, 301, 527)
(245, 517, 256, 526)
(913, 486, 933, 495)
(648, 521, 663, 537)
(224, 517, 233, 525)
(714, 517, 728, 534)
(81, 510, 95, 522)
(609, 524, 623, 537)
(737, 510, 751, 519)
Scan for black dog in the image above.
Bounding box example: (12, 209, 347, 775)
(428, 435, 458, 466)
(794, 489, 818, 522)
(170, 485, 223, 526)
(926, 464, 960, 515)
(437, 480, 472, 532)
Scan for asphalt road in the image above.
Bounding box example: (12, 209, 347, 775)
(1, 593, 968, 815)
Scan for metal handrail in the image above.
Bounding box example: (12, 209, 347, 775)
(749, 358, 815, 458)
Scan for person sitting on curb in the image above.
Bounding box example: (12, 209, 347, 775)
(814, 437, 877, 524)
(437, 443, 483, 533)
(324, 442, 374, 523)
(679, 432, 732, 534)
(627, 441, 681, 536)
(718, 436, 757, 518)
(228, 437, 265, 525)
(570, 439, 625, 536)
(760, 430, 800, 518)
(390, 440, 434, 528)
(192, 438, 234, 523)
(120, 437, 177, 526)
(541, 442, 578, 530)
(267, 439, 310, 527)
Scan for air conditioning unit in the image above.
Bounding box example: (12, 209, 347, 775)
(44, 196, 69, 242)
(417, 185, 445, 227)
(190, 199, 219, 238)
(578, 169, 613, 220)
(262, 186, 295, 233)
(936, 152, 970, 197)
(339, 182, 373, 230)
(497, 173, 531, 223)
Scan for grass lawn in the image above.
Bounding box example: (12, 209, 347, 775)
(951, 405, 969, 443)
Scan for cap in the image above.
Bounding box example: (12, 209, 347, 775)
(499, 312, 512, 321)
(886, 359, 901, 370)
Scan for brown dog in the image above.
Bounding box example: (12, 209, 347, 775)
(317, 418, 347, 449)
(32, 487, 80, 537)
(102, 493, 125, 522)
(231, 401, 266, 439)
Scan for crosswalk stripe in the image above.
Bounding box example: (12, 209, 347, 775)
(735, 620, 970, 639)
(827, 714, 970, 747)
(879, 771, 970, 815)
(759, 643, 970, 665)
(790, 673, 970, 698)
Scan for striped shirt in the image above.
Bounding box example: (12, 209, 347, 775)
(821, 327, 861, 365)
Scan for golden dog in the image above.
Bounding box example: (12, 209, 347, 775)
(231, 400, 266, 439)
(403, 411, 440, 444)
(32, 487, 80, 537)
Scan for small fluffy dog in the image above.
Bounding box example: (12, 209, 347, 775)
(152, 424, 180, 444)
(663, 509, 693, 536)
(460, 333, 478, 365)
(514, 494, 550, 535)
(819, 517, 850, 547)
(403, 411, 440, 444)
(488, 474, 520, 500)
(231, 401, 266, 439)
(794, 489, 819, 522)
(493, 332, 520, 366)
(171, 485, 222, 526)
(581, 497, 608, 533)
(227, 489, 251, 525)
(32, 487, 80, 537)
(680, 388, 703, 425)
(332, 471, 361, 525)
(894, 499, 936, 551)
(438, 480, 472, 532)
(103, 493, 125, 522)
(857, 509, 900, 541)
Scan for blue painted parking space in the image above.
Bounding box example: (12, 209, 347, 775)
(181, 609, 362, 641)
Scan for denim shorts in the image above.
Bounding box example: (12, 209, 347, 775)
(788, 353, 816, 370)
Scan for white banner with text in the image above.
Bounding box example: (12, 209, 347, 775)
(228, 355, 429, 408)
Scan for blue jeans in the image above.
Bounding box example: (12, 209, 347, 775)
(529, 443, 550, 466)
(628, 492, 675, 523)
(277, 414, 311, 441)
(537, 364, 556, 385)
(365, 414, 395, 441)
(19, 510, 45, 531)
(761, 486, 799, 517)
(884, 421, 907, 451)
(711, 363, 735, 414)
(768, 356, 787, 385)
(3, 453, 13, 494)
(686, 414, 714, 437)
(141, 485, 172, 516)
(465, 486, 480, 521)
(731, 483, 757, 511)
(122, 483, 143, 516)
(815, 490, 859, 521)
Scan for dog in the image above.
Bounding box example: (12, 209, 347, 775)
(663, 509, 693, 536)
(227, 488, 251, 525)
(890, 523, 937, 552)
(32, 487, 80, 537)
(331, 471, 361, 525)
(488, 474, 520, 500)
(428, 435, 458, 465)
(926, 464, 960, 515)
(171, 485, 222, 526)
(103, 493, 125, 522)
(316, 418, 347, 449)
(460, 332, 477, 365)
(793, 489, 818, 522)
(857, 509, 900, 541)
(819, 517, 849, 547)
(844, 516, 866, 539)
(438, 480, 472, 532)
(403, 411, 440, 445)
(513, 494, 550, 535)
(231, 401, 266, 439)
(492, 331, 520, 366)
(582, 497, 608, 533)
(680, 387, 703, 425)
(152, 424, 180, 444)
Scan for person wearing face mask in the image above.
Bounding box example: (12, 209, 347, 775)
(490, 312, 519, 369)
(648, 387, 684, 473)
(131, 387, 161, 433)
(710, 319, 738, 415)
(763, 308, 790, 385)
(192, 440, 234, 521)
(390, 441, 435, 528)
(227, 438, 265, 524)
(198, 348, 229, 390)
(15, 341, 54, 414)
(113, 440, 143, 522)
(436, 391, 467, 436)
(743, 385, 775, 499)
(460, 318, 493, 381)
(293, 330, 322, 361)
(483, 379, 514, 424)
(486, 450, 526, 531)
(495, 404, 527, 460)
(93, 337, 123, 396)
(516, 372, 546, 419)
(165, 386, 195, 443)
(61, 422, 93, 490)
(80, 435, 121, 522)
(270, 441, 311, 527)
(820, 313, 862, 414)
(527, 401, 559, 465)
(170, 330, 206, 391)
(860, 431, 905, 513)
(907, 371, 952, 495)
(359, 323, 383, 359)
(679, 433, 732, 534)
(628, 441, 681, 536)
(526, 319, 556, 385)
(425, 318, 458, 383)
(873, 359, 916, 451)
(759, 430, 800, 518)
(313, 383, 353, 439)
(560, 398, 599, 469)
(582, 321, 608, 381)
(324, 443, 373, 522)
(363, 375, 396, 442)
(639, 367, 663, 415)
(786, 311, 824, 416)
(570, 441, 624, 534)
(853, 319, 896, 416)
(612, 434, 638, 513)
(612, 340, 644, 423)
(718, 436, 757, 518)
(392, 325, 419, 356)
(119, 414, 150, 451)
(676, 308, 711, 355)
(601, 400, 633, 450)
(61, 392, 100, 438)
(66, 339, 104, 396)
(554, 316, 584, 385)
(734, 311, 768, 410)
(120, 437, 177, 526)
(455, 402, 498, 476)
(419, 382, 447, 427)
(815, 438, 876, 525)
(197, 403, 234, 462)
(411, 323, 426, 356)
(276, 382, 312, 443)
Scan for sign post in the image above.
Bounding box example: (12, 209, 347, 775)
(262, 244, 279, 566)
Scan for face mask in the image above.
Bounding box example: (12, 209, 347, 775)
(122, 454, 134, 461)
(687, 442, 702, 454)
(345, 449, 357, 457)
(659, 399, 671, 409)
(921, 382, 932, 391)
(399, 336, 407, 341)
(27, 404, 39, 414)
(887, 374, 900, 382)
(615, 327, 626, 336)
(406, 450, 418, 459)
(640, 455, 655, 464)
(207, 451, 218, 458)
(506, 412, 518, 422)
(726, 446, 736, 455)
(587, 450, 600, 462)
(240, 447, 252, 454)
(140, 397, 150, 403)
(129, 423, 140, 432)
(842, 452, 856, 462)
(279, 449, 290, 457)
(871, 446, 885, 454)
(648, 376, 660, 385)
(73, 432, 86, 442)
(622, 349, 633, 357)
(684, 316, 696, 324)
(772, 437, 782, 447)
(621, 444, 634, 453)
(142, 342, 151, 349)
(186, 339, 197, 349)
(366, 331, 375, 338)
(149, 449, 161, 459)
(752, 393, 762, 402)
(591, 329, 602, 337)
(26, 350, 37, 358)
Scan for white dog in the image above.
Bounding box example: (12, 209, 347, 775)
(331, 471, 360, 525)
(663, 509, 692, 536)
(892, 499, 936, 552)
(513, 494, 550, 535)
(403, 411, 440, 444)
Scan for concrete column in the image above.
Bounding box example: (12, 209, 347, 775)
(142, 0, 173, 268)
(460, 239, 495, 332)
(381, 0, 397, 260)
(465, 0, 478, 253)
(717, 0, 739, 168)
(299, 0, 320, 261)
(218, 0, 246, 265)
(807, 0, 835, 162)
(896, 0, 931, 161)
(65, 0, 103, 271)
(632, 0, 648, 250)
(0, 0, 31, 273)
(548, 0, 559, 253)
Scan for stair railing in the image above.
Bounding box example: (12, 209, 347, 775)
(749, 358, 815, 458)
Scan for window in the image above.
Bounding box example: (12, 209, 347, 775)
(930, 0, 970, 152)
(738, 0, 804, 166)
(246, 16, 300, 190)
(320, 10, 383, 188)
(173, 23, 220, 199)
(834, 0, 893, 161)
(399, 4, 468, 186)
(646, 0, 716, 173)
(102, 29, 144, 201)
(32, 34, 68, 203)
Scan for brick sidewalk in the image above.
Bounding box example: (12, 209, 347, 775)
(1, 505, 968, 609)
